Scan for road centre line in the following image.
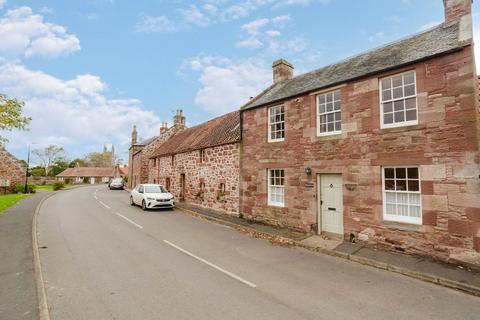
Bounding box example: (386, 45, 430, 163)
(115, 212, 143, 229)
(98, 201, 110, 209)
(163, 240, 257, 288)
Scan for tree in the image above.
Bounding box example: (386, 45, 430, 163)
(30, 166, 46, 177)
(69, 158, 86, 168)
(49, 160, 70, 176)
(0, 94, 31, 142)
(84, 152, 113, 167)
(33, 145, 65, 176)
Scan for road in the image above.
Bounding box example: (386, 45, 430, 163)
(37, 185, 480, 320)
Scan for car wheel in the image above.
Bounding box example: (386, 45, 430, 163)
(142, 200, 147, 211)
(130, 196, 135, 206)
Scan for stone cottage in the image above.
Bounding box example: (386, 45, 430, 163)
(128, 109, 186, 189)
(239, 0, 480, 265)
(149, 111, 241, 215)
(0, 146, 26, 193)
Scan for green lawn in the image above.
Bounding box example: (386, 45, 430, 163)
(36, 184, 71, 191)
(0, 194, 31, 214)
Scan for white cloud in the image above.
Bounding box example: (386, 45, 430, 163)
(135, 15, 177, 33)
(0, 0, 6, 9)
(236, 15, 294, 51)
(0, 63, 162, 157)
(179, 5, 211, 26)
(0, 7, 80, 59)
(241, 18, 269, 34)
(236, 37, 264, 48)
(39, 7, 54, 15)
(368, 31, 385, 42)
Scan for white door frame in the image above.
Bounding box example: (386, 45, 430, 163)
(317, 174, 344, 236)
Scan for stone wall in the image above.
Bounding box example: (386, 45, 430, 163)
(154, 143, 240, 215)
(0, 147, 26, 193)
(240, 47, 480, 265)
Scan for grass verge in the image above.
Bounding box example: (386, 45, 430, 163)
(0, 193, 32, 215)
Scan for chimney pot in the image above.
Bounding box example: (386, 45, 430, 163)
(272, 59, 294, 84)
(131, 125, 138, 145)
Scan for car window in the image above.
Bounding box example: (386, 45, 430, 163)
(138, 185, 144, 193)
(144, 185, 166, 193)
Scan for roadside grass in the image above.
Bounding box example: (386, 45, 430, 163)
(0, 194, 32, 215)
(36, 184, 71, 191)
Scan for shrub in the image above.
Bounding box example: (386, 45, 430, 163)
(52, 181, 65, 191)
(13, 183, 36, 194)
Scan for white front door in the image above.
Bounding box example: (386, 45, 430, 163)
(90, 177, 95, 184)
(318, 174, 344, 235)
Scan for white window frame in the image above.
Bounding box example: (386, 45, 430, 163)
(268, 169, 285, 207)
(268, 105, 285, 142)
(382, 166, 422, 225)
(379, 70, 418, 129)
(316, 90, 342, 136)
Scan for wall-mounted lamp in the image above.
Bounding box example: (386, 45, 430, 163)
(305, 167, 312, 175)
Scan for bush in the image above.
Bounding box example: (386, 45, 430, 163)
(13, 183, 36, 194)
(52, 181, 65, 191)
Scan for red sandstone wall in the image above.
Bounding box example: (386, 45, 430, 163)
(0, 148, 26, 193)
(240, 47, 480, 265)
(155, 143, 240, 215)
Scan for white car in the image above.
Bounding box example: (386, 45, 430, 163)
(130, 184, 175, 210)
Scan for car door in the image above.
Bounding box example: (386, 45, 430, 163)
(132, 186, 141, 204)
(136, 185, 144, 204)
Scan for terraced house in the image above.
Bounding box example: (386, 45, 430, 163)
(239, 0, 480, 265)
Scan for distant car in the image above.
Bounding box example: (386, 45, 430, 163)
(109, 178, 124, 190)
(130, 184, 175, 210)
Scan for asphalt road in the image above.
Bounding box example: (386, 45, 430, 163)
(37, 185, 480, 320)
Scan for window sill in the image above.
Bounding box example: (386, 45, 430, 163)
(316, 131, 342, 138)
(381, 121, 418, 130)
(268, 139, 285, 143)
(268, 203, 285, 208)
(382, 219, 422, 231)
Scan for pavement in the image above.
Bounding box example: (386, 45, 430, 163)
(36, 185, 480, 320)
(177, 202, 480, 297)
(0, 191, 53, 320)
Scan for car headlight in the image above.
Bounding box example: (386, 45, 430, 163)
(147, 197, 155, 201)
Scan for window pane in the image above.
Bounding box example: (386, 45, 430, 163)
(394, 111, 405, 123)
(393, 87, 403, 99)
(406, 109, 416, 121)
(382, 90, 392, 101)
(328, 122, 334, 132)
(404, 72, 415, 85)
(409, 193, 420, 205)
(410, 205, 421, 217)
(334, 101, 341, 110)
(396, 168, 406, 179)
(394, 100, 404, 111)
(392, 75, 402, 87)
(319, 104, 325, 113)
(408, 180, 419, 192)
(407, 168, 418, 179)
(396, 179, 407, 191)
(335, 112, 341, 121)
(383, 102, 393, 113)
(335, 121, 341, 131)
(384, 113, 393, 124)
(385, 179, 395, 190)
(382, 78, 392, 89)
(326, 102, 333, 112)
(405, 98, 416, 110)
(334, 91, 340, 100)
(398, 204, 409, 216)
(386, 204, 396, 215)
(385, 168, 395, 179)
(320, 124, 326, 132)
(318, 95, 325, 104)
(327, 113, 334, 122)
(397, 193, 408, 204)
(386, 192, 396, 203)
(404, 84, 415, 97)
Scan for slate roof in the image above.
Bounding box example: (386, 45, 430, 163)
(56, 167, 114, 177)
(150, 111, 240, 158)
(135, 136, 158, 147)
(242, 22, 467, 110)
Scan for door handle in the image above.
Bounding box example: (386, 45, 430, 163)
(320, 200, 323, 205)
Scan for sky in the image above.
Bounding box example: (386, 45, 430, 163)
(1, 0, 480, 163)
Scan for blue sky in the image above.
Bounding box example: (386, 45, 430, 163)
(1, 0, 479, 163)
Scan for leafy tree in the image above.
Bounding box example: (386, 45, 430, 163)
(30, 166, 46, 177)
(33, 145, 65, 176)
(0, 94, 31, 142)
(69, 158, 86, 168)
(85, 152, 113, 167)
(49, 160, 70, 176)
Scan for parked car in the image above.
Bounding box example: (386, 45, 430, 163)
(109, 178, 125, 190)
(130, 184, 175, 210)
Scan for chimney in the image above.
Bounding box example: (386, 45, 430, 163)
(272, 59, 294, 84)
(160, 122, 168, 135)
(131, 125, 137, 145)
(173, 109, 186, 127)
(443, 0, 472, 26)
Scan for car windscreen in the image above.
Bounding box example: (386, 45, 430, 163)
(112, 179, 123, 183)
(144, 185, 166, 193)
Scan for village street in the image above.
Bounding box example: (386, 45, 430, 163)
(36, 185, 480, 320)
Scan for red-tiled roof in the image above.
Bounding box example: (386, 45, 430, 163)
(151, 111, 240, 158)
(56, 167, 114, 177)
(119, 167, 128, 175)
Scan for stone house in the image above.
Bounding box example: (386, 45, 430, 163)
(128, 109, 186, 189)
(0, 146, 26, 193)
(149, 111, 241, 215)
(239, 0, 480, 265)
(56, 167, 116, 184)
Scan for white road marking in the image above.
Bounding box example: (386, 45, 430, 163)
(115, 212, 143, 229)
(163, 240, 257, 288)
(98, 201, 110, 209)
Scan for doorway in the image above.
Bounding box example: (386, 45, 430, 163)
(180, 174, 186, 201)
(317, 174, 344, 236)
